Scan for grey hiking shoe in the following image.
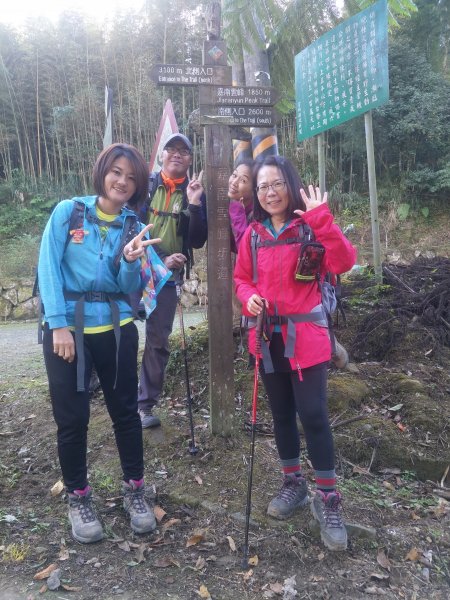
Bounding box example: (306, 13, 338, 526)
(139, 407, 161, 429)
(122, 481, 156, 534)
(331, 339, 349, 369)
(311, 490, 348, 551)
(68, 488, 103, 544)
(267, 474, 309, 520)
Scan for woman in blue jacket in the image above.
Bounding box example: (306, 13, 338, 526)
(39, 143, 161, 543)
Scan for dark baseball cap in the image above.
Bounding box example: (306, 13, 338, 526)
(163, 133, 193, 154)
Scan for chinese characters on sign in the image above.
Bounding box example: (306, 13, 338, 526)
(199, 85, 280, 106)
(295, 0, 388, 142)
(199, 105, 277, 127)
(150, 64, 232, 86)
(215, 168, 231, 281)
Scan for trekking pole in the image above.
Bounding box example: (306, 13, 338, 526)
(176, 277, 199, 456)
(242, 300, 266, 569)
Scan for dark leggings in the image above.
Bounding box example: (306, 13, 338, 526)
(260, 361, 334, 472)
(43, 321, 143, 491)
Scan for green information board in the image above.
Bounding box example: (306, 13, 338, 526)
(295, 0, 389, 142)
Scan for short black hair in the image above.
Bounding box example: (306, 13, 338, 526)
(92, 143, 149, 210)
(252, 155, 306, 222)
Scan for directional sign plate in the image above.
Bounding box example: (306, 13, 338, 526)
(199, 85, 280, 107)
(199, 105, 278, 127)
(151, 64, 232, 86)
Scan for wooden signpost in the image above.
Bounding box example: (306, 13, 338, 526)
(150, 6, 280, 436)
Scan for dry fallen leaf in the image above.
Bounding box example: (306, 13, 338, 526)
(248, 555, 259, 566)
(50, 480, 64, 497)
(194, 556, 206, 571)
(370, 572, 390, 582)
(153, 505, 167, 522)
(382, 481, 395, 491)
(269, 582, 283, 594)
(317, 552, 325, 561)
(154, 556, 175, 568)
(186, 530, 206, 548)
(376, 549, 391, 571)
(118, 541, 131, 552)
(162, 518, 181, 532)
(405, 547, 421, 562)
(61, 584, 82, 592)
(226, 536, 237, 552)
(244, 568, 253, 581)
(33, 563, 58, 580)
(197, 584, 211, 599)
(135, 543, 147, 564)
(58, 545, 69, 561)
(195, 474, 203, 485)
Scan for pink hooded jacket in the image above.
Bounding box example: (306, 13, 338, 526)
(234, 203, 356, 372)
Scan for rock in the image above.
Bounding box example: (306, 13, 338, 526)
(182, 279, 198, 295)
(47, 568, 61, 590)
(0, 297, 12, 318)
(11, 297, 39, 320)
(328, 376, 370, 413)
(2, 288, 18, 305)
(180, 292, 197, 308)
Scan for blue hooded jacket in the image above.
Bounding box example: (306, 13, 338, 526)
(38, 195, 142, 330)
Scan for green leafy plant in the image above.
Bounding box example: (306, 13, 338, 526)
(397, 203, 411, 220)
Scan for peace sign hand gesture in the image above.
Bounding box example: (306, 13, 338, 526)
(295, 185, 328, 216)
(187, 170, 204, 206)
(123, 223, 161, 263)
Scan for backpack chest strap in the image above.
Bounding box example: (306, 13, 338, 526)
(247, 305, 328, 370)
(148, 207, 180, 219)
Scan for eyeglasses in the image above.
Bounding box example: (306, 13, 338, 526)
(165, 146, 191, 157)
(256, 180, 286, 195)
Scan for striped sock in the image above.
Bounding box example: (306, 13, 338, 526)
(315, 470, 336, 493)
(72, 485, 91, 496)
(128, 478, 144, 489)
(281, 458, 302, 478)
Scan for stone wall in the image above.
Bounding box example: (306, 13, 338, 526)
(1, 278, 39, 321)
(1, 264, 208, 322)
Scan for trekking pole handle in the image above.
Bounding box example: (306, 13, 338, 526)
(255, 299, 266, 357)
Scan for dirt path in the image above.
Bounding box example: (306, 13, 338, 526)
(0, 308, 207, 374)
(1, 308, 450, 599)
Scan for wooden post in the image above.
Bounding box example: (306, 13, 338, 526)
(204, 125, 235, 435)
(317, 133, 326, 194)
(202, 8, 235, 435)
(364, 111, 382, 283)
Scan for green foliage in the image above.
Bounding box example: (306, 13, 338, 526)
(0, 234, 40, 279)
(355, 0, 417, 29)
(0, 202, 50, 240)
(397, 203, 410, 220)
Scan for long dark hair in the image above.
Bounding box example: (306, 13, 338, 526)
(92, 143, 149, 210)
(252, 155, 306, 223)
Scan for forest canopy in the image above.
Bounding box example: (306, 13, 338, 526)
(0, 0, 448, 240)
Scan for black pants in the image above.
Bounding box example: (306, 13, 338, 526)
(260, 346, 334, 472)
(43, 321, 143, 492)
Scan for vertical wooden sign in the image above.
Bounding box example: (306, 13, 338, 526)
(202, 26, 235, 436)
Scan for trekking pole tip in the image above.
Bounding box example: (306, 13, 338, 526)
(188, 442, 199, 456)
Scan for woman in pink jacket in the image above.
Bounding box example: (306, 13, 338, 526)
(234, 155, 356, 551)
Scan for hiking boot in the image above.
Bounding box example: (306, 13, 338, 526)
(122, 481, 156, 534)
(68, 488, 103, 544)
(139, 407, 161, 429)
(310, 490, 348, 551)
(267, 474, 309, 520)
(331, 339, 349, 369)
